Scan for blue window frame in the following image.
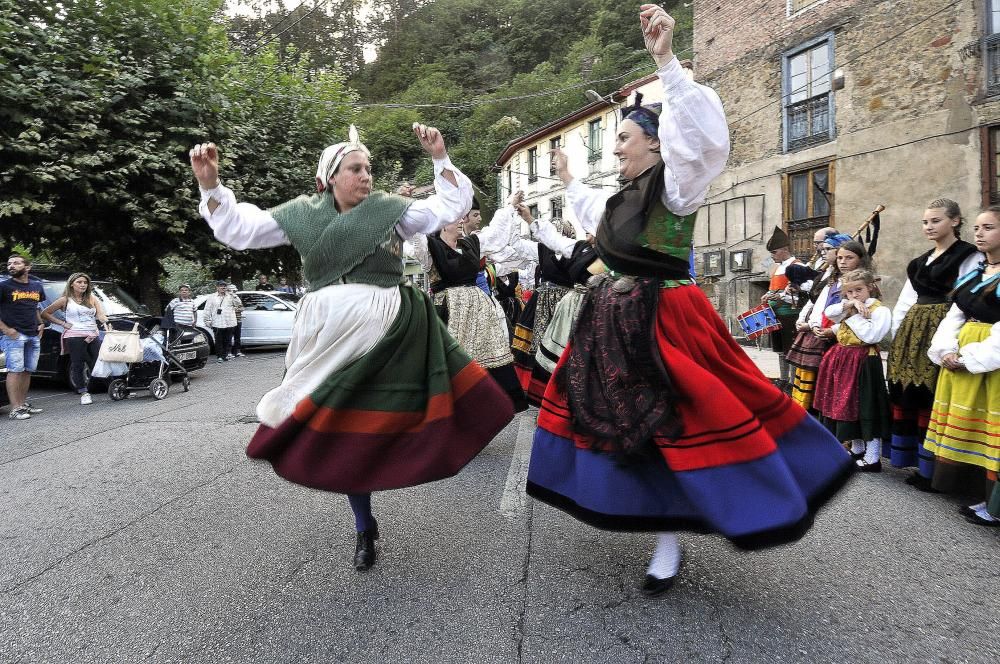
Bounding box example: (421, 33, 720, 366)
(782, 33, 835, 152)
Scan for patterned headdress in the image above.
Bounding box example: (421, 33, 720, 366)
(620, 92, 662, 139)
(315, 124, 371, 192)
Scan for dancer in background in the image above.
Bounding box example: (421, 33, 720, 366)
(410, 198, 529, 412)
(886, 199, 979, 491)
(190, 123, 514, 572)
(526, 5, 852, 597)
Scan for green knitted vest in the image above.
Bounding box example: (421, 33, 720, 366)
(635, 198, 697, 263)
(269, 191, 412, 290)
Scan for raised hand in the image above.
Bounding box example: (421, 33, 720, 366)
(189, 142, 220, 189)
(412, 123, 447, 159)
(551, 147, 571, 185)
(640, 4, 675, 68)
(508, 189, 525, 207)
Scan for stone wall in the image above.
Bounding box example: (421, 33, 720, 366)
(690, 0, 1000, 324)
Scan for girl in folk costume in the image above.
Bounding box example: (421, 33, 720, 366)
(190, 124, 515, 571)
(785, 233, 855, 410)
(761, 226, 804, 392)
(526, 5, 852, 596)
(886, 199, 980, 491)
(813, 269, 892, 472)
(409, 202, 530, 413)
(923, 208, 1000, 525)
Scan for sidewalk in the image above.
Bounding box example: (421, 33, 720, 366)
(740, 344, 781, 379)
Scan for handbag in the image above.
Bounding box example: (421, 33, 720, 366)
(98, 323, 143, 363)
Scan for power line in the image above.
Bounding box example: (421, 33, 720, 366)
(704, 123, 976, 204)
(238, 0, 317, 54)
(231, 60, 665, 109)
(728, 0, 962, 126)
(245, 0, 335, 56)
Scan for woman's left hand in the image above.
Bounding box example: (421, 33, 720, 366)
(640, 4, 675, 68)
(413, 123, 447, 159)
(941, 352, 964, 371)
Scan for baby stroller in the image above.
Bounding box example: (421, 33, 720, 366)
(106, 321, 191, 401)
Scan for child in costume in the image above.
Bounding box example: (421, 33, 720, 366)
(813, 269, 892, 471)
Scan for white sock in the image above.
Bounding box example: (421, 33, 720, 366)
(646, 532, 681, 579)
(863, 438, 882, 464)
(850, 439, 865, 455)
(973, 506, 997, 522)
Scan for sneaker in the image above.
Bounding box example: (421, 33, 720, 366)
(217, 357, 224, 363)
(8, 407, 31, 420)
(225, 354, 234, 360)
(80, 393, 93, 405)
(23, 402, 43, 414)
(235, 352, 245, 357)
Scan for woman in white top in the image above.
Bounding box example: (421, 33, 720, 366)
(886, 199, 980, 490)
(41, 273, 109, 405)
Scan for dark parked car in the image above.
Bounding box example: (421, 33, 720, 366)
(0, 273, 210, 398)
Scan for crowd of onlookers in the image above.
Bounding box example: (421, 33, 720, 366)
(1, 253, 303, 420)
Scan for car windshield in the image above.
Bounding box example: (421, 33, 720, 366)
(273, 292, 301, 304)
(38, 280, 142, 316)
(93, 282, 143, 315)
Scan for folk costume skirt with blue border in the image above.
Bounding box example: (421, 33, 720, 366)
(526, 282, 853, 550)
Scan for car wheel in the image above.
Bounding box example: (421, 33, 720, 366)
(108, 378, 128, 401)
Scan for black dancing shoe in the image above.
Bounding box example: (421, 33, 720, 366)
(855, 459, 882, 473)
(958, 504, 979, 518)
(964, 512, 1000, 528)
(641, 573, 677, 597)
(904, 471, 940, 493)
(353, 521, 380, 571)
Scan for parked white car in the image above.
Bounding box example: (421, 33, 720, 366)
(194, 291, 300, 349)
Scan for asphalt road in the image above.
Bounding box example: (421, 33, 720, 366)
(1, 350, 997, 663)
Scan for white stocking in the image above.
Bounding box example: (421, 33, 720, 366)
(647, 532, 681, 579)
(863, 438, 882, 464)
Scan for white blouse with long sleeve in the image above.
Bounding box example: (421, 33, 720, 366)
(565, 56, 730, 234)
(824, 298, 891, 345)
(927, 282, 1000, 374)
(890, 251, 982, 337)
(198, 155, 473, 250)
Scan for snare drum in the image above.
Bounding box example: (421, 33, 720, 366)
(737, 305, 782, 340)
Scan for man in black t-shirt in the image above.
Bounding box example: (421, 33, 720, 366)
(0, 254, 46, 420)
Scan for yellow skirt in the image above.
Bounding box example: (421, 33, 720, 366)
(923, 322, 1000, 472)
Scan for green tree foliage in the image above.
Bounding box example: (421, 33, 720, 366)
(0, 0, 354, 308)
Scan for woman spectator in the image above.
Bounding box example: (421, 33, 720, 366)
(924, 207, 1000, 523)
(887, 199, 979, 490)
(785, 233, 854, 410)
(40, 273, 109, 405)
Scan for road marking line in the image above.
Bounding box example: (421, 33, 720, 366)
(500, 411, 536, 518)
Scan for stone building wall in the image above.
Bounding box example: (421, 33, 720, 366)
(690, 0, 1000, 331)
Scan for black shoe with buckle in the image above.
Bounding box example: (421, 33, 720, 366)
(855, 459, 882, 473)
(353, 521, 380, 571)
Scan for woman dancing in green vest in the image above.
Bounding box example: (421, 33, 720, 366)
(190, 123, 515, 571)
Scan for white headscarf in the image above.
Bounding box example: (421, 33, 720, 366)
(315, 124, 371, 192)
